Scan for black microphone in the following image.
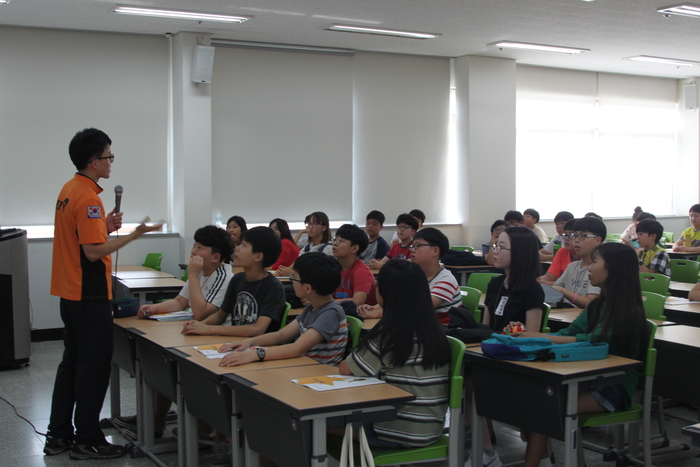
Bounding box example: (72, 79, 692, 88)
(114, 185, 123, 213)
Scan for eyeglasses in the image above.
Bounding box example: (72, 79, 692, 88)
(332, 236, 350, 245)
(568, 233, 598, 241)
(492, 228, 506, 236)
(288, 272, 303, 283)
(491, 243, 511, 253)
(396, 224, 414, 231)
(305, 222, 321, 228)
(94, 153, 115, 163)
(409, 243, 434, 251)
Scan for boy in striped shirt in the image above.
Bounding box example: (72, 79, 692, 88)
(218, 252, 348, 367)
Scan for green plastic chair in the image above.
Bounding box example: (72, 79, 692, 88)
(640, 292, 667, 321)
(577, 320, 657, 467)
(459, 286, 483, 323)
(552, 243, 562, 256)
(606, 233, 622, 243)
(181, 266, 189, 282)
(327, 336, 466, 466)
(142, 253, 164, 271)
(662, 231, 674, 243)
(639, 272, 670, 296)
(541, 303, 551, 333)
(346, 316, 363, 349)
(451, 245, 474, 252)
(279, 302, 292, 330)
(669, 259, 700, 284)
(466, 273, 502, 294)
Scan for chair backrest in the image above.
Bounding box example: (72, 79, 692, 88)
(639, 272, 670, 296)
(541, 303, 551, 333)
(446, 336, 466, 409)
(466, 273, 502, 294)
(606, 233, 622, 242)
(662, 231, 674, 243)
(640, 291, 667, 321)
(451, 245, 474, 252)
(641, 320, 658, 377)
(669, 259, 700, 284)
(459, 286, 482, 322)
(181, 266, 189, 282)
(279, 302, 292, 330)
(552, 243, 562, 255)
(345, 316, 363, 349)
(142, 253, 164, 271)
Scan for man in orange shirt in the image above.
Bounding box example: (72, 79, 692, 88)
(45, 128, 161, 460)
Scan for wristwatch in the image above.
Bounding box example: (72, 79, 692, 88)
(256, 347, 266, 362)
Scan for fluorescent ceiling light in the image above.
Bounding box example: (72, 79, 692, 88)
(113, 6, 251, 24)
(657, 3, 700, 17)
(488, 41, 589, 54)
(327, 25, 439, 40)
(0, 0, 11, 4)
(625, 55, 700, 67)
(210, 39, 354, 56)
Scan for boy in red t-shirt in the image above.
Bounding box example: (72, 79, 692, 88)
(537, 218, 579, 285)
(332, 224, 377, 307)
(369, 213, 418, 270)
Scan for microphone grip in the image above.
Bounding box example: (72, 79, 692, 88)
(115, 195, 122, 213)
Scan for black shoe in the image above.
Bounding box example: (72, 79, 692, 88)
(111, 415, 137, 430)
(43, 435, 72, 455)
(69, 441, 126, 460)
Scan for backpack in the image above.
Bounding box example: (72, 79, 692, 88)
(441, 249, 488, 266)
(481, 333, 609, 362)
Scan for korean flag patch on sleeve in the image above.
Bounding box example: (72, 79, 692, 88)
(87, 206, 101, 218)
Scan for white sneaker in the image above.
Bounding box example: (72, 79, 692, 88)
(464, 450, 503, 467)
(539, 457, 553, 467)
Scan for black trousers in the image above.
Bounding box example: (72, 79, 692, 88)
(47, 299, 113, 445)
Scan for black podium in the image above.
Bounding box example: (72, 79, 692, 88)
(0, 229, 31, 366)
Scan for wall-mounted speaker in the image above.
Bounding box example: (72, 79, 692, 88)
(684, 82, 698, 110)
(191, 45, 215, 84)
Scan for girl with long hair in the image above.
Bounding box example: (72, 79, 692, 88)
(339, 260, 451, 448)
(268, 218, 300, 273)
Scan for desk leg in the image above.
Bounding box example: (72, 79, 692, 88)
(471, 392, 484, 467)
(142, 381, 155, 448)
(244, 433, 259, 467)
(231, 391, 245, 467)
(134, 359, 145, 446)
(564, 382, 579, 467)
(311, 418, 328, 467)
(136, 291, 146, 306)
(177, 371, 186, 467)
(110, 362, 121, 418)
(185, 402, 199, 467)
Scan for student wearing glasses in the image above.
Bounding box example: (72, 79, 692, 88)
(552, 217, 606, 308)
(369, 213, 418, 270)
(539, 210, 574, 261)
(277, 211, 333, 277)
(332, 224, 377, 307)
(483, 219, 508, 266)
(537, 218, 580, 285)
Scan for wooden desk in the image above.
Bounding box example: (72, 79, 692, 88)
(548, 308, 675, 329)
(227, 364, 414, 467)
(361, 318, 379, 330)
(113, 264, 157, 273)
(119, 277, 185, 305)
(114, 270, 175, 280)
(466, 348, 641, 467)
(444, 264, 496, 286)
(169, 345, 318, 467)
(666, 249, 699, 260)
(653, 325, 700, 408)
(663, 301, 700, 327)
(669, 281, 694, 299)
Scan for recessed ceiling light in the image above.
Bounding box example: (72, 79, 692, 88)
(113, 6, 251, 24)
(625, 55, 700, 67)
(657, 3, 700, 18)
(327, 25, 439, 40)
(488, 41, 589, 54)
(0, 0, 11, 5)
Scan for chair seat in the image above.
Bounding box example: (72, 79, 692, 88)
(327, 433, 448, 466)
(578, 403, 643, 428)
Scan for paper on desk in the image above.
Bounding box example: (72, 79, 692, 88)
(193, 344, 232, 359)
(664, 296, 690, 305)
(147, 310, 193, 321)
(292, 375, 385, 391)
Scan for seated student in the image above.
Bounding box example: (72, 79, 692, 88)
(465, 225, 544, 467)
(359, 228, 461, 324)
(182, 226, 286, 337)
(584, 212, 603, 221)
(509, 243, 648, 467)
(115, 225, 235, 438)
(504, 210, 524, 226)
(483, 220, 508, 266)
(217, 252, 348, 367)
(523, 208, 549, 243)
(636, 219, 671, 276)
(293, 213, 312, 249)
(370, 213, 418, 270)
(673, 204, 700, 253)
(359, 210, 390, 265)
(537, 218, 579, 285)
(622, 212, 656, 249)
(688, 282, 700, 301)
(332, 224, 377, 307)
(138, 225, 234, 321)
(269, 218, 300, 273)
(540, 211, 574, 261)
(226, 215, 247, 251)
(553, 217, 606, 308)
(278, 211, 334, 276)
(620, 206, 644, 246)
(339, 260, 450, 448)
(390, 208, 425, 245)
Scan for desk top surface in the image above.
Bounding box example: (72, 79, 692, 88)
(228, 364, 414, 413)
(465, 347, 641, 378)
(112, 264, 156, 272)
(654, 324, 700, 347)
(118, 277, 185, 288)
(664, 301, 700, 313)
(114, 270, 175, 280)
(170, 344, 319, 376)
(670, 281, 695, 292)
(362, 318, 380, 330)
(548, 308, 673, 326)
(114, 315, 183, 329)
(133, 324, 248, 348)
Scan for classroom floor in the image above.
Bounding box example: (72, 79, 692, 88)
(1, 340, 698, 467)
